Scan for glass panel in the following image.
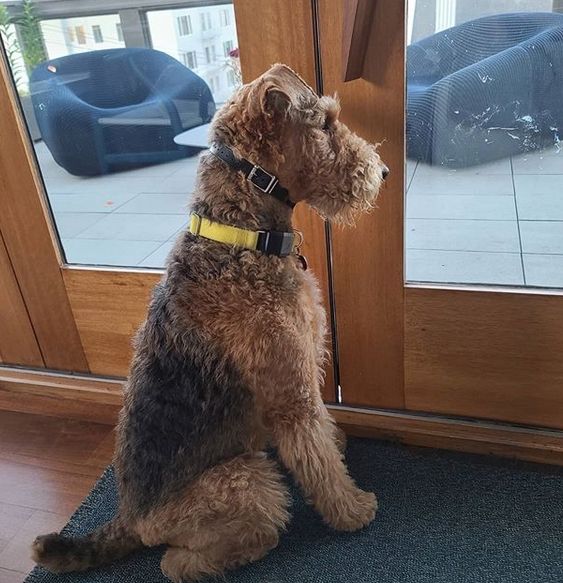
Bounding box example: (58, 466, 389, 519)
(1, 1, 240, 268)
(406, 1, 563, 289)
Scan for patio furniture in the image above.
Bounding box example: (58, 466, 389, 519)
(31, 48, 215, 176)
(407, 12, 563, 167)
(174, 122, 212, 148)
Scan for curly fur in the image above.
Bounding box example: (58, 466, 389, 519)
(32, 64, 387, 581)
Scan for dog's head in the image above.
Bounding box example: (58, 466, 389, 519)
(210, 64, 388, 224)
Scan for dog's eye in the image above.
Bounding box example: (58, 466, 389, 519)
(322, 119, 331, 132)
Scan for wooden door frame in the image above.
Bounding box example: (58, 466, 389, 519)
(0, 54, 89, 372)
(318, 0, 406, 409)
(0, 227, 44, 367)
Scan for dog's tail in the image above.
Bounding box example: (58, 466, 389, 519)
(31, 516, 143, 573)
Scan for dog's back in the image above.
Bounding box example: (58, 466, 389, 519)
(115, 269, 257, 520)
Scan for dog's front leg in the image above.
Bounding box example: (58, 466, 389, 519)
(267, 391, 377, 532)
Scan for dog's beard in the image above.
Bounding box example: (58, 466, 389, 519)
(308, 159, 383, 226)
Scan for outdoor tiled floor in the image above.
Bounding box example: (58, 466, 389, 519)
(35, 141, 563, 288)
(35, 141, 198, 268)
(406, 148, 563, 288)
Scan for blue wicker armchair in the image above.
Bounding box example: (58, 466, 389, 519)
(31, 48, 215, 176)
(407, 12, 563, 167)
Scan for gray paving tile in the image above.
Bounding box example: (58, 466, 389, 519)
(114, 194, 188, 215)
(409, 174, 514, 196)
(512, 149, 563, 174)
(520, 221, 563, 254)
(76, 213, 186, 242)
(116, 159, 189, 178)
(62, 238, 160, 267)
(516, 193, 563, 221)
(406, 161, 417, 186)
(407, 249, 524, 285)
(170, 156, 201, 178)
(142, 173, 198, 194)
(44, 175, 167, 195)
(48, 192, 138, 213)
(139, 241, 177, 268)
(514, 174, 563, 196)
(415, 158, 512, 176)
(34, 143, 68, 178)
(523, 254, 563, 288)
(407, 195, 516, 220)
(406, 219, 521, 253)
(51, 212, 106, 238)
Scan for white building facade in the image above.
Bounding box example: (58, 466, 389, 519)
(36, 3, 239, 104)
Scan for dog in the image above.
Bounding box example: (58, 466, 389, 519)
(32, 64, 388, 582)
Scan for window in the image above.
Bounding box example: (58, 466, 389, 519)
(75, 26, 86, 45)
(92, 25, 103, 43)
(223, 40, 234, 57)
(220, 9, 230, 27)
(200, 12, 212, 31)
(181, 51, 197, 70)
(205, 46, 211, 64)
(177, 15, 192, 36)
(227, 69, 236, 87)
(211, 45, 216, 62)
(116, 23, 123, 42)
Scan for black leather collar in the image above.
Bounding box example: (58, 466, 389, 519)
(210, 142, 295, 208)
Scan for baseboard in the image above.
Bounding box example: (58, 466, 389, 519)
(0, 366, 122, 425)
(330, 406, 563, 466)
(1, 366, 562, 465)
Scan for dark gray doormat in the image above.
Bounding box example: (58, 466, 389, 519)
(26, 438, 563, 583)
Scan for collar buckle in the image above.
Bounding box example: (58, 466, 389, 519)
(247, 164, 279, 194)
(257, 230, 295, 256)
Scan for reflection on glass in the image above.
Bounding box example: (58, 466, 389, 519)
(406, 1, 563, 288)
(0, 1, 240, 268)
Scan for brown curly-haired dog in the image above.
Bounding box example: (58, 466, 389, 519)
(32, 64, 388, 581)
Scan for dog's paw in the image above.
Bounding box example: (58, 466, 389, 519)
(324, 488, 377, 532)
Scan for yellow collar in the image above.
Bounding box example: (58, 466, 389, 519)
(188, 213, 299, 257)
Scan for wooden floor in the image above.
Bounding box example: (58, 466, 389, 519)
(0, 411, 115, 583)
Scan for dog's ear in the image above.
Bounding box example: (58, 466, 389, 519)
(263, 85, 294, 115)
(257, 64, 317, 117)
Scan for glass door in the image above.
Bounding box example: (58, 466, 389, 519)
(407, 1, 563, 287)
(4, 2, 240, 269)
(319, 0, 563, 430)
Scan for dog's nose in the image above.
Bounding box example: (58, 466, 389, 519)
(382, 166, 390, 180)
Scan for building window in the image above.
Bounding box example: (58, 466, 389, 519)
(65, 26, 76, 43)
(220, 9, 230, 27)
(227, 69, 236, 87)
(182, 51, 197, 70)
(177, 15, 192, 36)
(92, 25, 103, 43)
(223, 40, 234, 57)
(75, 26, 86, 44)
(116, 23, 123, 42)
(211, 45, 217, 62)
(200, 12, 212, 31)
(205, 46, 211, 64)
